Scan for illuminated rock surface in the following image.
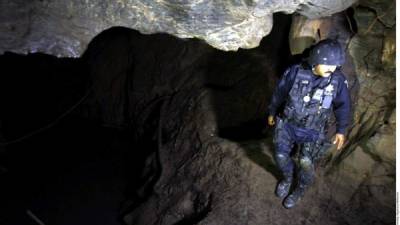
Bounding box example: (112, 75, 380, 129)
(0, 0, 355, 57)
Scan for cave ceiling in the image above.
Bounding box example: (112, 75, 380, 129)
(0, 0, 355, 57)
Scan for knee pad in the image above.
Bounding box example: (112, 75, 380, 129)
(299, 156, 313, 170)
(273, 125, 291, 145)
(275, 153, 290, 166)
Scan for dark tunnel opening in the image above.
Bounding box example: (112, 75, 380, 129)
(215, 13, 293, 141)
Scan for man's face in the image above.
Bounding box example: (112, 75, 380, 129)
(313, 64, 337, 77)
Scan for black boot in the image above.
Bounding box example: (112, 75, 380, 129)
(283, 183, 307, 209)
(275, 176, 293, 198)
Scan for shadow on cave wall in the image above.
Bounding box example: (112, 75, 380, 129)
(74, 16, 297, 222)
(77, 12, 298, 200)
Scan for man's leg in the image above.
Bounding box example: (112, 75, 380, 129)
(273, 120, 295, 198)
(283, 142, 315, 208)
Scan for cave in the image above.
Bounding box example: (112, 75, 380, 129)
(0, 1, 395, 225)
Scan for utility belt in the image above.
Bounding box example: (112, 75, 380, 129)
(283, 105, 310, 128)
(283, 109, 327, 134)
(284, 116, 308, 128)
(276, 114, 333, 161)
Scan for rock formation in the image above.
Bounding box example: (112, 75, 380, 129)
(0, 0, 355, 57)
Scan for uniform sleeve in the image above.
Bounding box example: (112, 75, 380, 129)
(333, 76, 351, 135)
(267, 65, 296, 117)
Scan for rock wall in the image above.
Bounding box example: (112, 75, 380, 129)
(0, 0, 355, 57)
(328, 1, 395, 221)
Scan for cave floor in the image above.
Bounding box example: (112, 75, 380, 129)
(232, 137, 395, 225)
(0, 118, 394, 225)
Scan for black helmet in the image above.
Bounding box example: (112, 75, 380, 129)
(307, 39, 345, 67)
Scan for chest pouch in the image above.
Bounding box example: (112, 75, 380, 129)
(312, 89, 324, 101)
(321, 94, 333, 109)
(300, 80, 309, 95)
(321, 83, 335, 109)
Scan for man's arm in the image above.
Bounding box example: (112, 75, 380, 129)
(333, 76, 351, 135)
(332, 75, 351, 150)
(268, 65, 296, 117)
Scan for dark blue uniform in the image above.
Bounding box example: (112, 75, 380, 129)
(268, 63, 351, 208)
(268, 64, 351, 135)
(270, 39, 352, 209)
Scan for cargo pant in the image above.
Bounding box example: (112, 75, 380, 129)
(273, 116, 332, 187)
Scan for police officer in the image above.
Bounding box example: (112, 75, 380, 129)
(267, 39, 351, 209)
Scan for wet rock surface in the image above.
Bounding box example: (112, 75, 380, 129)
(0, 0, 355, 56)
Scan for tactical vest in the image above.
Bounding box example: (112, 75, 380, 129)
(283, 65, 340, 133)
